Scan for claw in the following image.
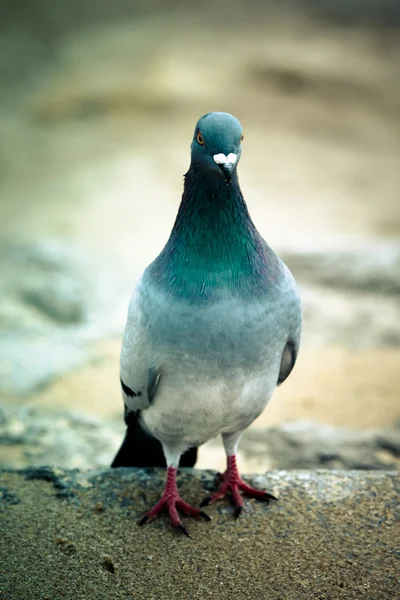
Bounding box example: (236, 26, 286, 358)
(176, 524, 190, 537)
(234, 505, 243, 519)
(199, 510, 212, 521)
(138, 515, 149, 526)
(264, 492, 278, 502)
(200, 495, 211, 507)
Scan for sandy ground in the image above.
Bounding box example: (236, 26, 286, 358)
(1, 468, 399, 600)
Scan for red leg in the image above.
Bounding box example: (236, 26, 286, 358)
(201, 455, 277, 517)
(138, 467, 211, 535)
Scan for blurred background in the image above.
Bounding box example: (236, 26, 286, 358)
(1, 0, 399, 473)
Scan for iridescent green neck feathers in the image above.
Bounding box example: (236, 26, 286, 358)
(148, 166, 276, 300)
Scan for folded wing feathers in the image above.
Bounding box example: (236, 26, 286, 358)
(120, 281, 154, 411)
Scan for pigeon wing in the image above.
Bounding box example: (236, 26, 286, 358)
(277, 340, 298, 385)
(120, 280, 160, 413)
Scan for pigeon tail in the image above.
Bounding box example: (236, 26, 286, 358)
(111, 414, 197, 468)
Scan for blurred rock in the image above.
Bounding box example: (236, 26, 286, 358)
(283, 245, 400, 347)
(2, 404, 399, 472)
(0, 333, 100, 396)
(240, 420, 400, 470)
(0, 405, 123, 469)
(1, 240, 93, 326)
(283, 245, 400, 296)
(299, 284, 400, 347)
(0, 240, 127, 396)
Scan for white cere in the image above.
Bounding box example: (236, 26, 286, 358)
(213, 153, 237, 165)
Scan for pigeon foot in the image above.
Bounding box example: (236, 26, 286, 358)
(138, 467, 211, 534)
(200, 454, 277, 517)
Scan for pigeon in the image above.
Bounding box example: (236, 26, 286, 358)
(112, 112, 301, 535)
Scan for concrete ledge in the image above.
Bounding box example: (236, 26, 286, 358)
(1, 468, 399, 599)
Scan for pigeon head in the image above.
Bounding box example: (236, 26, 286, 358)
(190, 112, 243, 183)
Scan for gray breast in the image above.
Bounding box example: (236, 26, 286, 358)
(143, 276, 300, 373)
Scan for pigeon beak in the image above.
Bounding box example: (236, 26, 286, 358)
(218, 163, 234, 182)
(213, 153, 237, 182)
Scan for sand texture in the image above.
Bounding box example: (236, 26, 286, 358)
(1, 467, 399, 600)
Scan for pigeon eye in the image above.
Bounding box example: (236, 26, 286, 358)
(240, 134, 244, 142)
(196, 131, 204, 145)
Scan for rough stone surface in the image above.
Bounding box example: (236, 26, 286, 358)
(0, 467, 399, 599)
